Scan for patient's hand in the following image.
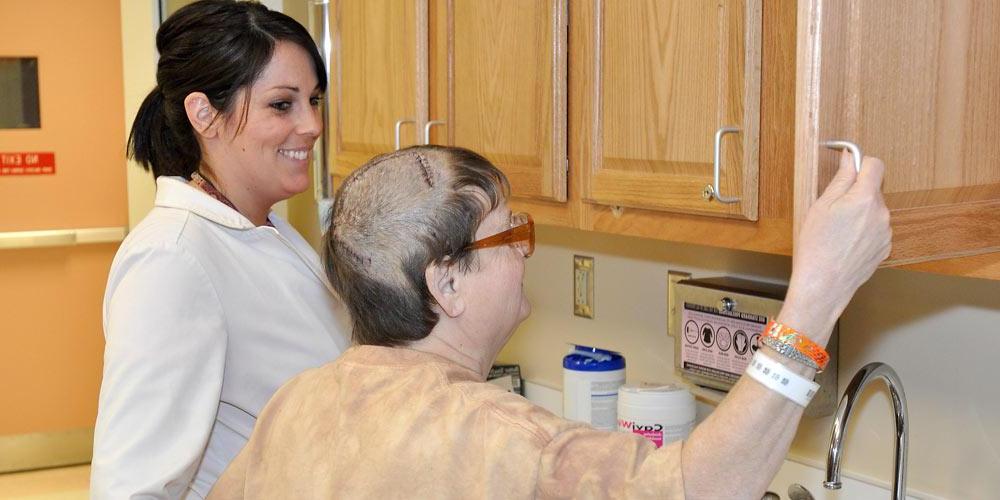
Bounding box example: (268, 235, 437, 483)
(783, 151, 892, 341)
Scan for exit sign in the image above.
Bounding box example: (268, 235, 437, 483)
(1, 152, 56, 175)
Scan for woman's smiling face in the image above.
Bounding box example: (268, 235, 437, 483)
(211, 40, 323, 208)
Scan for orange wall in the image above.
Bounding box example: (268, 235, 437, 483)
(0, 0, 128, 231)
(0, 1, 127, 435)
(0, 245, 116, 434)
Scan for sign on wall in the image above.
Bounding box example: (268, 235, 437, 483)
(0, 152, 55, 175)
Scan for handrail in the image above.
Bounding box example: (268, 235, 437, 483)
(0, 226, 127, 250)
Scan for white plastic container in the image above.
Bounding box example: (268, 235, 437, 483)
(617, 383, 695, 448)
(562, 345, 625, 431)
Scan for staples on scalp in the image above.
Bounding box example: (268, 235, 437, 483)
(415, 152, 434, 187)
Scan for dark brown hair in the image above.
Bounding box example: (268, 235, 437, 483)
(324, 146, 509, 346)
(127, 0, 326, 178)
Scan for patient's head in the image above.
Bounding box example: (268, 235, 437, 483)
(323, 146, 512, 346)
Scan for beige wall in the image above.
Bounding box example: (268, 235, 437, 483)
(499, 226, 1000, 499)
(122, 0, 158, 230)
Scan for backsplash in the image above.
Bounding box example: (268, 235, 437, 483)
(499, 225, 1000, 499)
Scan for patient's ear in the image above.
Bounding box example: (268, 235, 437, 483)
(426, 260, 465, 318)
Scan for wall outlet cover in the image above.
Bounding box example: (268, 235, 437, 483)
(573, 255, 595, 318)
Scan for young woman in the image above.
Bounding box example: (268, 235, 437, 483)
(91, 2, 350, 498)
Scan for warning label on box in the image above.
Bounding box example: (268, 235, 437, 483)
(680, 303, 767, 384)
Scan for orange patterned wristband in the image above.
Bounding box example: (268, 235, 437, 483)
(761, 320, 830, 372)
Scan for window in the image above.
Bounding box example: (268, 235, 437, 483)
(0, 57, 40, 129)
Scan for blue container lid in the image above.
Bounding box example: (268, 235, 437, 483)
(563, 345, 625, 371)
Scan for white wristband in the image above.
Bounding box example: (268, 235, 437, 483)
(745, 351, 820, 407)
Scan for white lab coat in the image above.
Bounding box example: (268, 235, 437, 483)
(92, 177, 351, 499)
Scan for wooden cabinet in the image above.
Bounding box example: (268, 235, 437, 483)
(324, 1, 1000, 278)
(579, 0, 763, 222)
(328, 0, 569, 215)
(429, 0, 568, 204)
(795, 0, 1000, 267)
(328, 0, 426, 184)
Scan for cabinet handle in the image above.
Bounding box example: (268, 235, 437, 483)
(424, 120, 446, 145)
(820, 140, 863, 173)
(394, 118, 415, 151)
(707, 126, 741, 204)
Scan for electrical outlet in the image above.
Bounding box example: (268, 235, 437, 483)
(573, 255, 595, 318)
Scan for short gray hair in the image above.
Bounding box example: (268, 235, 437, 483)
(323, 146, 509, 346)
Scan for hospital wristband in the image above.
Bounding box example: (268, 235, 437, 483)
(745, 351, 819, 407)
(760, 336, 820, 371)
(761, 320, 830, 372)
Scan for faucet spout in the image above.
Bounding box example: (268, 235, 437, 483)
(824, 362, 908, 499)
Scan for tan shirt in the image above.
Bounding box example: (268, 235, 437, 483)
(209, 345, 684, 499)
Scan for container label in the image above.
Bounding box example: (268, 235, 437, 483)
(680, 302, 767, 385)
(618, 420, 694, 448)
(589, 380, 622, 431)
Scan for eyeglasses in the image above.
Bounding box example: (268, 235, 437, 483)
(465, 212, 534, 258)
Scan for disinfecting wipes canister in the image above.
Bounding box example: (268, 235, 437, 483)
(617, 383, 695, 448)
(562, 345, 626, 431)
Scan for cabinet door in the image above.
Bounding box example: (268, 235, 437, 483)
(579, 0, 763, 220)
(0, 0, 127, 470)
(795, 0, 1000, 266)
(428, 0, 567, 202)
(329, 0, 426, 184)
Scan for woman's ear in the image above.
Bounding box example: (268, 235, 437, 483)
(184, 92, 220, 138)
(426, 260, 465, 319)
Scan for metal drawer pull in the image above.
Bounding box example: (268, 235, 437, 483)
(424, 120, 446, 145)
(394, 118, 415, 151)
(705, 126, 741, 204)
(820, 140, 862, 173)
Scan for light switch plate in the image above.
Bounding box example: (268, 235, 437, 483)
(573, 255, 594, 318)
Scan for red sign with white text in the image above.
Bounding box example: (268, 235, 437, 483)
(1, 152, 56, 176)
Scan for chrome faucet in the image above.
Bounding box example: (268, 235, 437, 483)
(825, 362, 908, 499)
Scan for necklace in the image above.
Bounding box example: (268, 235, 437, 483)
(189, 171, 273, 227)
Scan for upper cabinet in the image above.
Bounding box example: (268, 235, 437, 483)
(327, 0, 568, 204)
(578, 0, 763, 221)
(321, 1, 1000, 278)
(428, 0, 568, 203)
(328, 0, 425, 184)
(795, 0, 1000, 266)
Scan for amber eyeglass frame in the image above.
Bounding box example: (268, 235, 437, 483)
(465, 212, 534, 258)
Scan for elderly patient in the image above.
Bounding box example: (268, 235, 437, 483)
(209, 145, 890, 499)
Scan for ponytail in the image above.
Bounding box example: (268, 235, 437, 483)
(127, 86, 200, 179)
